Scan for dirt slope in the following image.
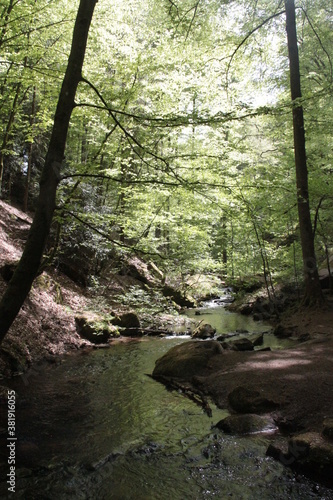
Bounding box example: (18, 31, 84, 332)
(0, 200, 91, 378)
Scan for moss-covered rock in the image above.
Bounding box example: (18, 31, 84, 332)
(268, 428, 333, 486)
(216, 413, 277, 435)
(162, 284, 196, 308)
(111, 312, 141, 336)
(75, 313, 118, 344)
(152, 340, 223, 379)
(288, 431, 333, 467)
(192, 322, 216, 339)
(228, 338, 254, 351)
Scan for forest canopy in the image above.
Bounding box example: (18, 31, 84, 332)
(0, 0, 332, 301)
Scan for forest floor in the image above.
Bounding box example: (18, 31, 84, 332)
(1, 199, 333, 438)
(0, 199, 185, 380)
(0, 200, 91, 379)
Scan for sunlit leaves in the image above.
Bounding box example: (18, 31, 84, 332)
(1, 0, 332, 283)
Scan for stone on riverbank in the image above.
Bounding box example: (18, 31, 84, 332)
(229, 338, 254, 351)
(228, 386, 279, 414)
(112, 312, 141, 336)
(152, 340, 223, 379)
(288, 432, 333, 464)
(75, 313, 118, 344)
(215, 414, 277, 435)
(192, 322, 216, 339)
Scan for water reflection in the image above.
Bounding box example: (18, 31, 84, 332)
(183, 304, 296, 350)
(1, 339, 331, 499)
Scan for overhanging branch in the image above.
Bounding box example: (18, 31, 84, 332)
(64, 209, 164, 259)
(226, 9, 286, 87)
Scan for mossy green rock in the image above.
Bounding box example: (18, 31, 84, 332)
(152, 340, 222, 379)
(192, 323, 216, 339)
(112, 311, 140, 328)
(75, 313, 118, 344)
(216, 414, 277, 435)
(288, 432, 333, 465)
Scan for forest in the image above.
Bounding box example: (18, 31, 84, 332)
(0, 0, 333, 497)
(0, 0, 332, 326)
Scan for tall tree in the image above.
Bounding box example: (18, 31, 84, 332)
(284, 0, 324, 305)
(0, 0, 98, 341)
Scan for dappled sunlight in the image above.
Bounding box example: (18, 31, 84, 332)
(0, 239, 21, 260)
(223, 344, 333, 374)
(238, 357, 312, 372)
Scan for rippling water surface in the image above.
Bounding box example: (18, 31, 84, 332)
(1, 331, 332, 498)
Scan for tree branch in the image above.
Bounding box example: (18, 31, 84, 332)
(64, 210, 164, 259)
(226, 10, 285, 87)
(301, 8, 333, 82)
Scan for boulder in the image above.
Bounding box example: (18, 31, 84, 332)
(268, 431, 333, 485)
(120, 262, 149, 284)
(288, 432, 333, 467)
(192, 322, 216, 339)
(273, 324, 294, 338)
(275, 416, 303, 434)
(152, 340, 223, 379)
(250, 332, 264, 346)
(75, 313, 117, 344)
(216, 414, 277, 435)
(266, 442, 288, 462)
(322, 418, 333, 440)
(228, 386, 279, 414)
(112, 312, 141, 336)
(162, 284, 196, 308)
(229, 338, 254, 351)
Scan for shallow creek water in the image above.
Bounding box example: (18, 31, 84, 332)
(180, 297, 296, 350)
(1, 307, 333, 499)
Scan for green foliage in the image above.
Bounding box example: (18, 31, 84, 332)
(115, 285, 177, 316)
(1, 0, 332, 289)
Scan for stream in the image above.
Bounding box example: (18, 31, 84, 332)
(1, 301, 333, 499)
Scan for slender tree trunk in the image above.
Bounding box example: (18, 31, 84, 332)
(0, 82, 22, 195)
(284, 0, 324, 305)
(23, 87, 36, 212)
(0, 0, 98, 341)
(0, 0, 14, 49)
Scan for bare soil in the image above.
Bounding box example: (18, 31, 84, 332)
(0, 200, 91, 379)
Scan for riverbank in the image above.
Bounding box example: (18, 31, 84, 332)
(0, 200, 189, 378)
(152, 305, 333, 486)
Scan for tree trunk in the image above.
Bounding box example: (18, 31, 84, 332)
(284, 0, 324, 305)
(23, 87, 36, 212)
(0, 0, 98, 341)
(0, 82, 22, 195)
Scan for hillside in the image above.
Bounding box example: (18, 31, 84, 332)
(0, 200, 95, 377)
(0, 200, 186, 377)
